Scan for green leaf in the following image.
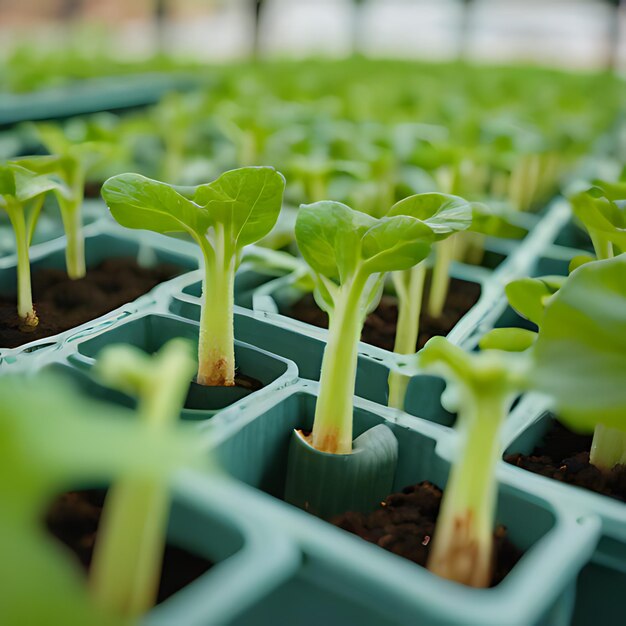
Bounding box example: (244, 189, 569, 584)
(387, 192, 472, 240)
(570, 186, 626, 249)
(569, 254, 595, 273)
(194, 166, 285, 248)
(295, 201, 376, 282)
(505, 276, 564, 325)
(479, 327, 537, 352)
(469, 202, 528, 239)
(361, 215, 434, 273)
(101, 173, 211, 237)
(530, 254, 626, 432)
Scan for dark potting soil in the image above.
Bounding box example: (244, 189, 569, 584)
(505, 419, 626, 502)
(289, 278, 481, 352)
(332, 481, 522, 587)
(46, 489, 212, 604)
(0, 258, 181, 349)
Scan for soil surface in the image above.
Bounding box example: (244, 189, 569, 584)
(332, 481, 522, 587)
(46, 489, 212, 604)
(0, 258, 181, 349)
(289, 277, 481, 352)
(505, 419, 626, 502)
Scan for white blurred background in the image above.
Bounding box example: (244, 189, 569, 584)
(0, 0, 624, 71)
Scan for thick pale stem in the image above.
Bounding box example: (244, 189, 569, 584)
(428, 235, 456, 319)
(7, 204, 37, 327)
(590, 424, 626, 471)
(388, 263, 426, 410)
(312, 273, 367, 454)
(197, 230, 236, 386)
(90, 359, 190, 617)
(427, 389, 508, 587)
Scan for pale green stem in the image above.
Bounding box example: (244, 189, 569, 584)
(427, 235, 456, 319)
(388, 263, 426, 410)
(6, 202, 37, 326)
(427, 389, 509, 587)
(590, 424, 626, 471)
(197, 227, 236, 386)
(464, 232, 486, 266)
(312, 271, 367, 454)
(309, 172, 327, 203)
(90, 359, 190, 617)
(60, 197, 86, 279)
(589, 230, 614, 261)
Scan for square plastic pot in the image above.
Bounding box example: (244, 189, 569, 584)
(143, 473, 300, 626)
(0, 221, 200, 358)
(59, 311, 298, 419)
(203, 381, 601, 626)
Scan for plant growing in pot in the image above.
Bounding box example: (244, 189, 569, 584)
(0, 342, 203, 625)
(31, 122, 124, 279)
(506, 254, 626, 497)
(101, 166, 285, 387)
(284, 199, 448, 519)
(0, 158, 70, 332)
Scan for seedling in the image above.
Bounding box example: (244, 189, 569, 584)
(419, 337, 524, 587)
(570, 180, 626, 261)
(101, 166, 285, 386)
(427, 203, 526, 319)
(295, 200, 437, 453)
(385, 193, 472, 409)
(0, 371, 200, 626)
(0, 159, 70, 329)
(90, 339, 198, 618)
(33, 122, 122, 279)
(529, 254, 626, 471)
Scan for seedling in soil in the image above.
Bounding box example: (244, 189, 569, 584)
(385, 192, 472, 409)
(418, 337, 524, 587)
(295, 200, 437, 453)
(0, 371, 200, 626)
(0, 159, 70, 329)
(32, 122, 123, 279)
(427, 202, 527, 319)
(90, 339, 199, 618)
(528, 254, 626, 471)
(101, 166, 285, 386)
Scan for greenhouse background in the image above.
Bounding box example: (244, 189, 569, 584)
(0, 0, 624, 70)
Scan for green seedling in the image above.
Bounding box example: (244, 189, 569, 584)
(427, 203, 527, 319)
(295, 200, 437, 453)
(90, 339, 198, 618)
(0, 159, 70, 329)
(570, 180, 626, 261)
(529, 254, 626, 471)
(101, 167, 285, 386)
(385, 193, 473, 409)
(0, 371, 201, 626)
(419, 337, 524, 587)
(33, 122, 122, 279)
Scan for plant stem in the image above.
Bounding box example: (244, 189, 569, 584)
(388, 262, 426, 409)
(60, 198, 86, 279)
(590, 423, 626, 471)
(427, 235, 456, 319)
(589, 230, 614, 261)
(427, 388, 508, 587)
(6, 202, 37, 327)
(90, 351, 191, 617)
(312, 272, 367, 454)
(197, 227, 236, 386)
